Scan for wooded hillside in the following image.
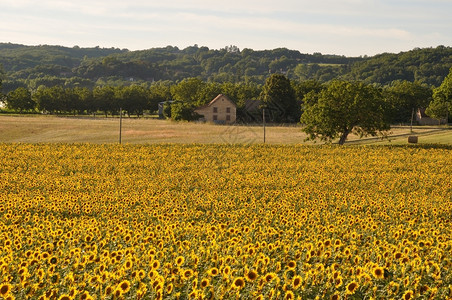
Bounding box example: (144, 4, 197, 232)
(1, 43, 451, 93)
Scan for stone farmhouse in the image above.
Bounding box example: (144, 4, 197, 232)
(195, 94, 237, 124)
(416, 108, 447, 125)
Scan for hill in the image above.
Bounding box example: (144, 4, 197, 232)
(1, 43, 452, 92)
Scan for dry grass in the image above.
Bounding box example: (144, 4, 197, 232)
(0, 115, 451, 145)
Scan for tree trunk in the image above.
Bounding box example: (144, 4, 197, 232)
(338, 129, 350, 145)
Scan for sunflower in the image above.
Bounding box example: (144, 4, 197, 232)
(151, 260, 160, 270)
(48, 256, 58, 265)
(264, 272, 278, 283)
(182, 268, 194, 280)
(330, 292, 340, 300)
(175, 256, 185, 266)
(372, 267, 385, 279)
(345, 281, 359, 295)
(124, 259, 133, 270)
(113, 288, 122, 298)
(166, 283, 174, 294)
(207, 267, 219, 277)
(58, 295, 72, 300)
(137, 269, 146, 280)
(104, 286, 114, 297)
(286, 260, 296, 270)
(222, 266, 231, 277)
(188, 289, 199, 299)
(245, 270, 258, 282)
(0, 283, 12, 297)
(292, 275, 302, 290)
(232, 277, 246, 289)
(200, 278, 210, 289)
(79, 292, 94, 300)
(403, 290, 414, 300)
(118, 280, 131, 294)
(334, 276, 343, 288)
(282, 290, 294, 300)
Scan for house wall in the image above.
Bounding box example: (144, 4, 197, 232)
(416, 110, 447, 125)
(195, 95, 236, 124)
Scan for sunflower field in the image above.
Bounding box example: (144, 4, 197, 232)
(0, 143, 451, 300)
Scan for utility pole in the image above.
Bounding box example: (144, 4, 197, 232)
(410, 107, 414, 133)
(119, 107, 123, 144)
(263, 107, 266, 143)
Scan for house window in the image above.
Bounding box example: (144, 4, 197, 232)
(226, 107, 231, 113)
(213, 107, 218, 113)
(213, 115, 218, 121)
(226, 115, 231, 121)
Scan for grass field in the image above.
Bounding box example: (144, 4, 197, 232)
(1, 115, 451, 145)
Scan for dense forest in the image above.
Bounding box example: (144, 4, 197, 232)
(1, 43, 452, 93)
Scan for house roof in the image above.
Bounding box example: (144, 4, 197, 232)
(195, 94, 237, 110)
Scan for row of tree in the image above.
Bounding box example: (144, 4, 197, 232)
(2, 70, 450, 120)
(0, 79, 261, 117)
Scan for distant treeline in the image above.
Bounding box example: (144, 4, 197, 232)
(1, 43, 452, 93)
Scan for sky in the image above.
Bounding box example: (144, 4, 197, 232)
(1, 0, 451, 57)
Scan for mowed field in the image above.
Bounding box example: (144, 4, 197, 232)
(0, 115, 451, 144)
(0, 143, 451, 299)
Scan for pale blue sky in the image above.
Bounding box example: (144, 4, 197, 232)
(1, 0, 451, 56)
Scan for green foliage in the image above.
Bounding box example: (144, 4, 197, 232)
(426, 67, 452, 122)
(170, 102, 201, 121)
(6, 87, 34, 112)
(117, 85, 148, 116)
(343, 46, 452, 86)
(171, 78, 207, 105)
(292, 79, 324, 105)
(260, 74, 298, 122)
(300, 80, 390, 145)
(384, 81, 432, 123)
(3, 43, 451, 92)
(162, 102, 172, 119)
(149, 81, 173, 112)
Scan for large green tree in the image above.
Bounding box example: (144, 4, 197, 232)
(384, 80, 432, 123)
(93, 86, 118, 116)
(260, 73, 298, 122)
(118, 85, 149, 117)
(170, 78, 206, 106)
(426, 66, 452, 122)
(6, 87, 35, 112)
(300, 80, 390, 145)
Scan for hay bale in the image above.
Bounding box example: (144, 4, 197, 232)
(408, 136, 418, 143)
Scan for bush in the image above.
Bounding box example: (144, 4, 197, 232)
(170, 102, 201, 121)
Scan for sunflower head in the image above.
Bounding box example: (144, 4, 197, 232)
(287, 260, 296, 270)
(207, 267, 219, 276)
(346, 281, 359, 295)
(0, 284, 12, 296)
(372, 267, 385, 279)
(118, 280, 131, 294)
(284, 290, 295, 300)
(403, 290, 414, 300)
(232, 277, 245, 289)
(200, 278, 210, 288)
(175, 256, 185, 266)
(292, 275, 303, 289)
(245, 270, 258, 281)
